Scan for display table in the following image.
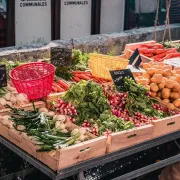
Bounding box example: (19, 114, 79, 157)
(0, 131, 179, 180)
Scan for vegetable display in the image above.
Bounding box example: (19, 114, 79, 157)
(72, 50, 89, 71)
(129, 43, 180, 62)
(162, 41, 180, 52)
(136, 61, 180, 110)
(5, 105, 89, 152)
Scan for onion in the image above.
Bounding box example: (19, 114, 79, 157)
(16, 93, 28, 103)
(60, 129, 68, 133)
(55, 121, 66, 130)
(4, 93, 11, 101)
(2, 116, 10, 126)
(78, 135, 85, 142)
(79, 128, 87, 135)
(0, 98, 7, 106)
(39, 108, 48, 114)
(7, 121, 14, 129)
(71, 129, 79, 136)
(59, 123, 66, 130)
(10, 95, 17, 104)
(53, 115, 66, 122)
(17, 125, 25, 131)
(6, 84, 16, 92)
(6, 101, 12, 106)
(46, 111, 55, 117)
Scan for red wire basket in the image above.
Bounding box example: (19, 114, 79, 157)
(9, 62, 55, 100)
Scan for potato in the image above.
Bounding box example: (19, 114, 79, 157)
(143, 63, 151, 69)
(150, 83, 159, 92)
(173, 99, 180, 107)
(155, 69, 164, 75)
(163, 69, 171, 77)
(162, 99, 170, 104)
(151, 92, 157, 98)
(161, 88, 171, 99)
(147, 68, 155, 77)
(170, 92, 180, 99)
(157, 91, 161, 98)
(162, 77, 168, 83)
(167, 103, 175, 110)
(165, 80, 174, 89)
(175, 75, 180, 83)
(151, 78, 156, 83)
(138, 78, 149, 85)
(172, 83, 180, 92)
(158, 81, 166, 90)
(142, 72, 151, 79)
(152, 74, 163, 84)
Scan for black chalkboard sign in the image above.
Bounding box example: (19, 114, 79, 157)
(109, 69, 135, 87)
(0, 65, 7, 87)
(129, 48, 142, 69)
(51, 47, 72, 66)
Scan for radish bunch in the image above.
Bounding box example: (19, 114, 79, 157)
(54, 99, 77, 123)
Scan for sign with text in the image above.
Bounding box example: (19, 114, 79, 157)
(129, 48, 142, 69)
(51, 47, 72, 67)
(61, 0, 91, 39)
(0, 65, 7, 87)
(15, 0, 51, 45)
(110, 69, 135, 87)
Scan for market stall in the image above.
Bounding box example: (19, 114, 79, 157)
(0, 40, 179, 179)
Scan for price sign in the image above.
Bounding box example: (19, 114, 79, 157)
(109, 69, 135, 87)
(0, 65, 7, 87)
(51, 47, 72, 67)
(129, 48, 142, 69)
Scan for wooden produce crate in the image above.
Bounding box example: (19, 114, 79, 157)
(152, 115, 180, 138)
(0, 101, 46, 116)
(124, 40, 156, 63)
(106, 125, 153, 153)
(0, 115, 107, 171)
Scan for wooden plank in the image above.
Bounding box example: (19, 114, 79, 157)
(106, 125, 153, 153)
(57, 136, 106, 169)
(124, 40, 156, 52)
(0, 101, 46, 116)
(152, 116, 180, 138)
(125, 49, 152, 63)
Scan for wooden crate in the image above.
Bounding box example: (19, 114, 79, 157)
(152, 115, 180, 138)
(0, 101, 46, 116)
(106, 125, 153, 153)
(0, 115, 106, 171)
(125, 49, 152, 63)
(124, 40, 156, 63)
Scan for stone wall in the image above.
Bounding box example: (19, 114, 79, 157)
(0, 23, 180, 62)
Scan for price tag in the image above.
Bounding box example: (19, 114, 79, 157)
(109, 69, 135, 87)
(51, 47, 72, 66)
(0, 65, 7, 87)
(129, 48, 142, 69)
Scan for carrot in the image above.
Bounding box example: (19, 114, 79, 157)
(52, 86, 57, 93)
(155, 52, 167, 58)
(141, 43, 163, 49)
(73, 77, 81, 82)
(154, 49, 167, 55)
(53, 82, 65, 92)
(147, 49, 156, 53)
(73, 71, 91, 75)
(143, 53, 153, 57)
(138, 48, 149, 54)
(57, 80, 69, 90)
(74, 74, 91, 80)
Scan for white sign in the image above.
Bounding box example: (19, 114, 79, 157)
(100, 0, 125, 34)
(15, 0, 51, 46)
(60, 0, 91, 40)
(164, 58, 180, 67)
